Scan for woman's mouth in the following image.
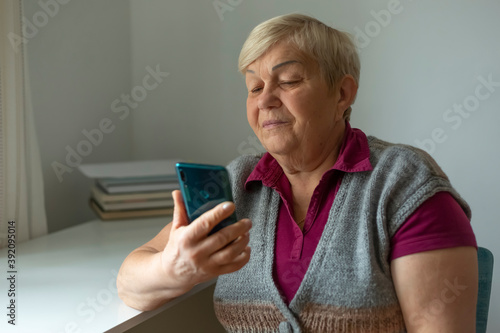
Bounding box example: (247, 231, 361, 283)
(262, 120, 288, 129)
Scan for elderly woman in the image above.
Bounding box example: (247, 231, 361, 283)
(117, 14, 478, 332)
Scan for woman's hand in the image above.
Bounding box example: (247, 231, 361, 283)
(117, 190, 251, 311)
(161, 190, 252, 292)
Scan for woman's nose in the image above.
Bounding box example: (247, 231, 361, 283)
(257, 87, 282, 111)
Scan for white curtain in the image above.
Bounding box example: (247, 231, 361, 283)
(0, 0, 48, 248)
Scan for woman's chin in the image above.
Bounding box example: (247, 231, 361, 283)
(262, 142, 296, 157)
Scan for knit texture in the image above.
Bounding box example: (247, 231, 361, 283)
(213, 136, 471, 333)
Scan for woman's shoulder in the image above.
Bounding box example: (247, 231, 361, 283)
(366, 135, 448, 180)
(364, 135, 471, 234)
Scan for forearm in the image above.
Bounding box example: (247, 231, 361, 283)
(116, 195, 251, 311)
(117, 247, 192, 311)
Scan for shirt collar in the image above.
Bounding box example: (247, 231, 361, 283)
(245, 121, 373, 189)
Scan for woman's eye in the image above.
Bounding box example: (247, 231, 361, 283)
(250, 87, 263, 93)
(280, 80, 300, 86)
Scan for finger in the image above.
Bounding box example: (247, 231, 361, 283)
(213, 247, 251, 275)
(179, 219, 250, 272)
(209, 232, 250, 265)
(199, 218, 252, 253)
(171, 190, 189, 230)
(188, 201, 236, 240)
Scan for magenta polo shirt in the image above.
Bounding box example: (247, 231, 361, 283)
(245, 122, 477, 304)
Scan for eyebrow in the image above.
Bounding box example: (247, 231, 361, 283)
(272, 60, 299, 71)
(246, 60, 300, 74)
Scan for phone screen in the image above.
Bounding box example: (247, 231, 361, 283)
(175, 162, 237, 235)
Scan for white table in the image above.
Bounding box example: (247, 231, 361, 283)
(0, 218, 217, 333)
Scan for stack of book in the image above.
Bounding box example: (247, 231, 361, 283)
(90, 175, 179, 220)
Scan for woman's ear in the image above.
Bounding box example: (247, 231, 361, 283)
(335, 75, 358, 120)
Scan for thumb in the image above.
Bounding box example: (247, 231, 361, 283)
(171, 190, 189, 229)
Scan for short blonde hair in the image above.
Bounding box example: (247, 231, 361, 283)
(238, 13, 360, 120)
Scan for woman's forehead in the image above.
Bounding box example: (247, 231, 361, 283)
(246, 44, 313, 76)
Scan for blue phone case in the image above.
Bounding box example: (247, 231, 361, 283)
(175, 162, 237, 235)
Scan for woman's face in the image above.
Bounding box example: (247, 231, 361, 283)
(245, 43, 345, 159)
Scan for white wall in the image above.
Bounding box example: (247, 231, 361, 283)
(129, 0, 499, 331)
(129, 1, 252, 164)
(24, 0, 499, 330)
(25, 0, 133, 232)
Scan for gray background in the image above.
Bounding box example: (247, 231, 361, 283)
(24, 0, 499, 331)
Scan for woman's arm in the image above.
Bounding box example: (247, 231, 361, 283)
(117, 190, 252, 311)
(391, 246, 478, 333)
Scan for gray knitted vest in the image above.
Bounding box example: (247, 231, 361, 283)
(213, 136, 471, 333)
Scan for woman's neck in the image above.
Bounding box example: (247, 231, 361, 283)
(275, 121, 345, 190)
(272, 121, 346, 224)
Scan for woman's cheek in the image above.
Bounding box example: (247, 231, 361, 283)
(247, 102, 259, 128)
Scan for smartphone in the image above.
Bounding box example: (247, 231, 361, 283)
(175, 162, 237, 235)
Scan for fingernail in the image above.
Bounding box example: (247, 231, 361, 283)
(222, 203, 232, 211)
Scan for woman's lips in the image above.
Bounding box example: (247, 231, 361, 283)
(262, 120, 288, 129)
